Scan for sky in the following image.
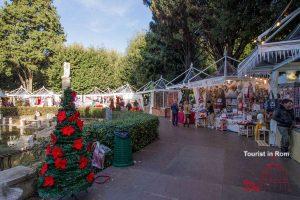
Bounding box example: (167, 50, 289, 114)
(0, 0, 152, 53)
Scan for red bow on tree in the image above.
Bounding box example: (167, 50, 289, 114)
(86, 172, 95, 183)
(73, 138, 83, 150)
(52, 146, 63, 159)
(86, 142, 92, 152)
(76, 119, 84, 131)
(54, 158, 67, 170)
(43, 176, 55, 187)
(45, 145, 51, 156)
(50, 133, 58, 145)
(79, 156, 89, 169)
(61, 126, 75, 136)
(71, 91, 77, 100)
(40, 163, 48, 175)
(68, 111, 80, 122)
(57, 111, 67, 123)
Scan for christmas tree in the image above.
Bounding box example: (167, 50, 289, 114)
(38, 88, 94, 198)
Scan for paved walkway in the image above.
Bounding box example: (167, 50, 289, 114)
(79, 118, 300, 200)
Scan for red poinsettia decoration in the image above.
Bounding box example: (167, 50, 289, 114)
(50, 133, 57, 145)
(40, 163, 48, 175)
(45, 144, 51, 156)
(43, 176, 55, 187)
(61, 126, 75, 137)
(76, 119, 84, 131)
(86, 142, 92, 152)
(73, 138, 83, 150)
(71, 91, 77, 100)
(52, 146, 63, 159)
(79, 156, 89, 169)
(54, 158, 67, 170)
(57, 110, 67, 123)
(86, 172, 95, 183)
(68, 111, 80, 122)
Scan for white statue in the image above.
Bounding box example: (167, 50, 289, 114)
(62, 62, 70, 78)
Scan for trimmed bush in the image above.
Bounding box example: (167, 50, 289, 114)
(0, 106, 58, 117)
(78, 107, 104, 118)
(85, 112, 159, 153)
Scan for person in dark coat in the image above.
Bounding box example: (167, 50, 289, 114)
(272, 99, 294, 153)
(171, 100, 179, 126)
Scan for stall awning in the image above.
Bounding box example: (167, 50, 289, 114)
(238, 7, 300, 76)
(6, 86, 32, 97)
(32, 86, 56, 97)
(238, 40, 300, 76)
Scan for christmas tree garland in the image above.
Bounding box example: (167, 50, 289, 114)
(38, 88, 94, 199)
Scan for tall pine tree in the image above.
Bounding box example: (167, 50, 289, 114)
(0, 0, 65, 92)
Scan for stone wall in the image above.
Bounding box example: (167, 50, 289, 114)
(0, 166, 36, 199)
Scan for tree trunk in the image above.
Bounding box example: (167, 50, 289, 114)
(27, 73, 33, 92)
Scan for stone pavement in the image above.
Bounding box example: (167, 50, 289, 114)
(78, 118, 300, 200)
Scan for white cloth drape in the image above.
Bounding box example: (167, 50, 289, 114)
(178, 90, 183, 103)
(193, 88, 200, 106)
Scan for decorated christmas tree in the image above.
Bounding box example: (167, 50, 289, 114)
(38, 88, 94, 198)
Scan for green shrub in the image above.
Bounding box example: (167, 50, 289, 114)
(85, 112, 159, 153)
(78, 107, 104, 118)
(0, 107, 58, 117)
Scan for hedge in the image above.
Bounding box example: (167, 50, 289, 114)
(85, 112, 159, 153)
(0, 106, 105, 119)
(78, 107, 105, 119)
(0, 107, 58, 117)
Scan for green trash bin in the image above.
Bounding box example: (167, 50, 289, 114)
(113, 130, 133, 167)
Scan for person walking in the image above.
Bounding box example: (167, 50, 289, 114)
(171, 100, 179, 126)
(272, 99, 294, 153)
(183, 100, 191, 127)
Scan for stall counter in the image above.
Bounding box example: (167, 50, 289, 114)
(215, 117, 242, 133)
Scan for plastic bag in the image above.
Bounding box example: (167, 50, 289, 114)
(92, 142, 111, 169)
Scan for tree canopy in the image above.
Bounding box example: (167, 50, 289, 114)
(0, 0, 65, 91)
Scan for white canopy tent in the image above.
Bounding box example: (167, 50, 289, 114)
(167, 63, 203, 89)
(6, 86, 32, 106)
(32, 86, 56, 97)
(137, 76, 177, 114)
(238, 7, 300, 77)
(6, 86, 32, 98)
(188, 52, 241, 88)
(32, 86, 61, 106)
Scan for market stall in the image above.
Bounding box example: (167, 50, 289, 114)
(32, 86, 58, 107)
(83, 87, 106, 107)
(137, 76, 178, 116)
(166, 64, 203, 123)
(6, 86, 32, 106)
(238, 7, 300, 157)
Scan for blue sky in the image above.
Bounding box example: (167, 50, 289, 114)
(0, 0, 152, 53)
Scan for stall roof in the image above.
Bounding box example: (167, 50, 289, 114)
(32, 86, 55, 97)
(86, 87, 105, 96)
(7, 86, 32, 97)
(112, 84, 135, 94)
(167, 63, 203, 89)
(186, 53, 240, 88)
(137, 76, 174, 94)
(238, 7, 300, 76)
